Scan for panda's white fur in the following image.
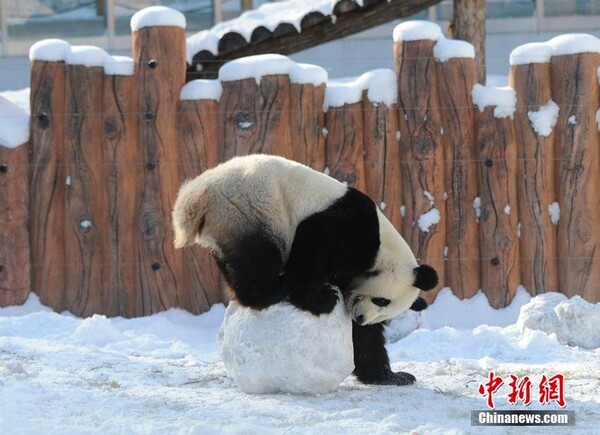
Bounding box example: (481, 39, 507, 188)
(173, 154, 422, 325)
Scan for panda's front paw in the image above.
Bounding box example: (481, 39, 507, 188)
(288, 283, 339, 316)
(374, 371, 416, 386)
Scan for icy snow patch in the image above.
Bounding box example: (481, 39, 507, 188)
(0, 96, 29, 148)
(180, 79, 223, 101)
(130, 6, 186, 31)
(218, 295, 353, 394)
(29, 38, 71, 62)
(418, 208, 440, 232)
(597, 108, 600, 131)
(324, 69, 397, 110)
(472, 84, 516, 119)
(504, 204, 511, 215)
(472, 196, 481, 221)
(103, 55, 135, 76)
(433, 38, 475, 62)
(527, 99, 559, 136)
(393, 20, 442, 42)
(509, 42, 553, 65)
(517, 292, 600, 349)
(568, 115, 578, 125)
(548, 201, 560, 225)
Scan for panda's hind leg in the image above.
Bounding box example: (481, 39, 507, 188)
(352, 321, 416, 386)
(216, 230, 287, 310)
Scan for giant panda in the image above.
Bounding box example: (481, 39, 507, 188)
(172, 154, 438, 386)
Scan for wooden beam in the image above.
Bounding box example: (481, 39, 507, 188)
(188, 0, 444, 79)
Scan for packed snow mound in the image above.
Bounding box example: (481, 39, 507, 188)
(218, 294, 354, 395)
(517, 292, 600, 349)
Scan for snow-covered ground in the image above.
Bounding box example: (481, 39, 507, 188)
(1, 288, 599, 434)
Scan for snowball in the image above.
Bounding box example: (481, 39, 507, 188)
(393, 21, 442, 42)
(471, 84, 516, 119)
(547, 33, 600, 57)
(509, 42, 553, 66)
(180, 80, 223, 101)
(0, 96, 29, 148)
(517, 293, 600, 349)
(548, 201, 560, 225)
(324, 69, 397, 110)
(103, 55, 135, 76)
(66, 45, 109, 67)
(218, 295, 353, 394)
(472, 196, 481, 221)
(418, 208, 440, 232)
(433, 38, 475, 62)
(130, 6, 186, 31)
(70, 314, 126, 347)
(29, 38, 71, 62)
(527, 99, 559, 136)
(568, 115, 578, 125)
(504, 204, 511, 215)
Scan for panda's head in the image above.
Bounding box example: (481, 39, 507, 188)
(347, 209, 438, 325)
(348, 264, 438, 325)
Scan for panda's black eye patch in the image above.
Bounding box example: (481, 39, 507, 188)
(371, 297, 391, 307)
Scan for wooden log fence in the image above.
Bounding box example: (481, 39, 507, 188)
(0, 9, 599, 315)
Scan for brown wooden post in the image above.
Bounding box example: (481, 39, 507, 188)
(219, 73, 293, 160)
(550, 48, 600, 303)
(0, 144, 30, 306)
(324, 100, 366, 192)
(102, 57, 141, 317)
(474, 90, 520, 308)
(29, 57, 67, 310)
(509, 54, 558, 296)
(362, 91, 402, 231)
(64, 58, 111, 317)
(133, 20, 188, 314)
(177, 82, 223, 310)
(394, 34, 446, 301)
(436, 54, 480, 299)
(289, 79, 326, 169)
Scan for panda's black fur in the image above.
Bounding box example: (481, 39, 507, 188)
(173, 155, 439, 386)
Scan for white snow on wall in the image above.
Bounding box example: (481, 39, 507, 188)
(218, 54, 327, 87)
(473, 196, 481, 221)
(218, 296, 353, 394)
(503, 204, 511, 215)
(130, 6, 186, 31)
(433, 38, 475, 62)
(548, 201, 560, 225)
(103, 55, 135, 76)
(0, 96, 29, 148)
(568, 115, 578, 125)
(596, 108, 600, 131)
(417, 208, 440, 233)
(29, 38, 71, 62)
(527, 99, 559, 137)
(324, 69, 397, 110)
(471, 84, 517, 119)
(547, 33, 600, 57)
(180, 80, 223, 101)
(509, 42, 553, 65)
(392, 20, 442, 42)
(66, 45, 110, 67)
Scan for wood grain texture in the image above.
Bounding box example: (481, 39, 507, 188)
(290, 83, 326, 169)
(509, 62, 558, 296)
(550, 53, 600, 302)
(177, 98, 222, 311)
(0, 144, 30, 306)
(395, 40, 446, 301)
(64, 64, 111, 316)
(475, 107, 520, 308)
(103, 73, 141, 318)
(436, 57, 480, 299)
(450, 0, 486, 84)
(29, 60, 67, 310)
(362, 94, 402, 231)
(324, 102, 366, 192)
(219, 75, 293, 160)
(133, 25, 187, 315)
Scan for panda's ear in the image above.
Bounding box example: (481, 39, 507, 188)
(410, 297, 428, 311)
(413, 264, 438, 291)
